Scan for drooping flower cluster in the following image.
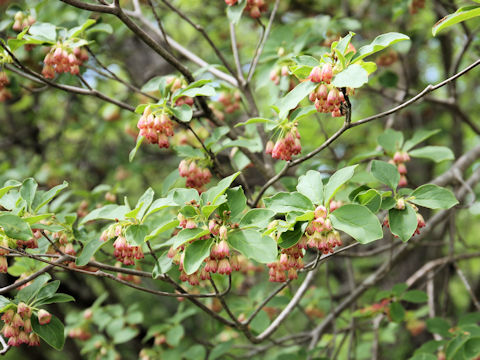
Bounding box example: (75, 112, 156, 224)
(266, 124, 301, 161)
(224, 0, 269, 18)
(51, 230, 76, 256)
(42, 44, 88, 78)
(267, 244, 304, 282)
(137, 106, 174, 148)
(168, 217, 242, 285)
(390, 150, 410, 187)
(304, 204, 342, 254)
(0, 234, 10, 273)
(178, 160, 212, 192)
(1, 303, 46, 347)
(12, 11, 35, 32)
(409, 0, 425, 14)
(0, 71, 12, 102)
(245, 0, 269, 18)
(308, 63, 347, 117)
(100, 224, 144, 266)
(270, 65, 289, 85)
(68, 308, 92, 341)
(16, 228, 42, 249)
(218, 91, 241, 114)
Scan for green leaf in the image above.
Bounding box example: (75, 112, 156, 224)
(0, 213, 32, 241)
(180, 85, 215, 99)
(35, 281, 60, 303)
(432, 5, 480, 36)
(172, 228, 210, 249)
(388, 204, 418, 242)
(80, 204, 130, 225)
(20, 178, 37, 210)
(335, 32, 355, 54)
(141, 76, 166, 92)
(227, 0, 247, 24)
(210, 340, 234, 360)
(135, 188, 155, 220)
(352, 32, 410, 62)
(144, 197, 177, 219)
(378, 129, 404, 153)
(17, 274, 51, 303)
(152, 252, 173, 277)
(174, 145, 204, 159)
(125, 224, 149, 246)
(172, 188, 201, 206)
(224, 187, 247, 221)
(463, 337, 480, 359)
(229, 229, 277, 263)
(239, 209, 275, 229)
(33, 181, 68, 212)
(330, 204, 383, 244)
(324, 165, 357, 205)
(290, 105, 317, 122)
(276, 81, 318, 119)
(402, 290, 428, 303)
(87, 23, 113, 34)
(145, 219, 179, 242)
(446, 334, 470, 359)
(409, 146, 454, 163)
(32, 314, 65, 350)
(184, 345, 207, 360)
(201, 172, 240, 205)
(354, 189, 382, 213)
(129, 136, 144, 162)
(278, 221, 308, 249)
(410, 184, 458, 209)
(170, 104, 193, 123)
(183, 238, 214, 275)
(392, 283, 408, 296)
(389, 302, 405, 323)
(76, 238, 107, 266)
(296, 170, 324, 205)
(36, 293, 75, 306)
(166, 324, 184, 347)
(235, 117, 277, 128)
(113, 327, 138, 344)
(371, 160, 400, 191)
(28, 22, 57, 42)
(403, 129, 441, 152)
(66, 19, 96, 38)
(0, 182, 21, 199)
(332, 64, 369, 88)
(263, 192, 314, 213)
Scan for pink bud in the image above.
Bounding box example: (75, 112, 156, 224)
(397, 163, 407, 175)
(326, 88, 338, 105)
(308, 66, 322, 83)
(320, 63, 333, 83)
(28, 333, 40, 346)
(0, 256, 7, 273)
(265, 141, 274, 155)
(17, 302, 29, 317)
(219, 226, 228, 240)
(12, 313, 24, 328)
(218, 259, 232, 275)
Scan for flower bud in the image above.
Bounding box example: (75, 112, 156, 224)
(308, 66, 322, 83)
(320, 63, 333, 83)
(37, 309, 52, 325)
